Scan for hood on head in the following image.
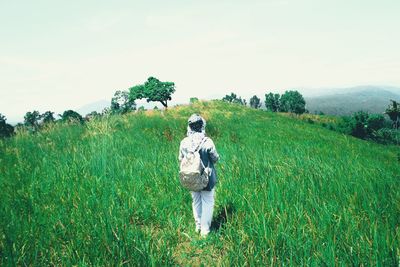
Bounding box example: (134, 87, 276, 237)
(187, 114, 206, 136)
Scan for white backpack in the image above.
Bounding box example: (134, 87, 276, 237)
(179, 138, 210, 191)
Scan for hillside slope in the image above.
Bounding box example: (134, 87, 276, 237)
(0, 101, 399, 265)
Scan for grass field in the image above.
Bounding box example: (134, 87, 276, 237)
(0, 101, 399, 266)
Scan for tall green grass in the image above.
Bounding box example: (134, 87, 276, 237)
(1, 101, 399, 265)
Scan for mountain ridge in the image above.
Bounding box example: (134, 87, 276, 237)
(305, 86, 400, 115)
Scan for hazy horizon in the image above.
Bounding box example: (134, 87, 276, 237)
(1, 0, 400, 123)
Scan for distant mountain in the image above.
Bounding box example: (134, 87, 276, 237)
(305, 86, 400, 116)
(76, 99, 110, 116)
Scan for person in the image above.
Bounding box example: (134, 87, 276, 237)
(179, 114, 220, 237)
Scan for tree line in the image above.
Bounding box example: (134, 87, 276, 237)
(222, 90, 307, 114)
(221, 91, 399, 145)
(0, 77, 175, 137)
(1, 76, 399, 145)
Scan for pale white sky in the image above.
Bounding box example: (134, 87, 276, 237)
(1, 0, 400, 122)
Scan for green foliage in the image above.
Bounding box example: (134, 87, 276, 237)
(0, 113, 14, 138)
(264, 93, 280, 112)
(347, 112, 392, 141)
(249, 95, 261, 109)
(41, 111, 55, 124)
(111, 90, 136, 114)
(366, 114, 386, 132)
(85, 111, 101, 121)
(0, 101, 399, 265)
(101, 107, 111, 116)
(190, 97, 199, 104)
(372, 128, 400, 145)
(60, 110, 84, 124)
(323, 111, 398, 145)
(385, 100, 400, 129)
(279, 90, 306, 114)
(129, 77, 175, 108)
(349, 111, 370, 139)
(24, 110, 41, 128)
(222, 93, 246, 105)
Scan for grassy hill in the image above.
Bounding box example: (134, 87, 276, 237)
(305, 86, 400, 115)
(0, 101, 399, 265)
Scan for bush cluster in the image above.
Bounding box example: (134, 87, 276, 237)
(326, 111, 398, 145)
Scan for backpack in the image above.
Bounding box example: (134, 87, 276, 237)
(179, 137, 210, 191)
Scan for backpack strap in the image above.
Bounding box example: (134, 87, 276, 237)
(194, 137, 208, 153)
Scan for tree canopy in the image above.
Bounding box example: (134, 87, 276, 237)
(264, 93, 280, 112)
(129, 77, 175, 108)
(279, 90, 306, 114)
(41, 111, 55, 124)
(190, 97, 199, 104)
(222, 93, 246, 105)
(111, 90, 136, 114)
(60, 110, 84, 123)
(0, 113, 14, 138)
(249, 95, 261, 109)
(385, 100, 399, 129)
(24, 111, 41, 128)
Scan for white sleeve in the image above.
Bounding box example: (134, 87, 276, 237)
(206, 138, 219, 163)
(178, 141, 184, 161)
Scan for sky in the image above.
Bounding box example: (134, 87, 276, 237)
(1, 0, 400, 123)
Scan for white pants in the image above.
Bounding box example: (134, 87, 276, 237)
(191, 189, 215, 236)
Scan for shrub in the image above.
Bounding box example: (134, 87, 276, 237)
(190, 97, 199, 104)
(372, 128, 400, 145)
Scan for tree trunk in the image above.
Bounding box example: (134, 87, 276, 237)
(160, 100, 168, 108)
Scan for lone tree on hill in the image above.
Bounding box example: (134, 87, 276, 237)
(0, 113, 14, 138)
(222, 93, 246, 105)
(111, 90, 136, 114)
(265, 93, 280, 112)
(249, 95, 261, 109)
(385, 100, 399, 129)
(129, 77, 175, 108)
(279, 90, 306, 114)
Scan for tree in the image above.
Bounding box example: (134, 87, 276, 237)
(366, 114, 385, 133)
(24, 111, 41, 128)
(222, 93, 246, 105)
(265, 93, 280, 112)
(102, 107, 111, 116)
(249, 95, 261, 109)
(385, 100, 400, 129)
(85, 111, 101, 121)
(111, 90, 136, 114)
(279, 90, 306, 114)
(60, 110, 84, 123)
(350, 111, 369, 139)
(41, 111, 55, 124)
(129, 77, 175, 108)
(0, 113, 14, 138)
(190, 97, 199, 103)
